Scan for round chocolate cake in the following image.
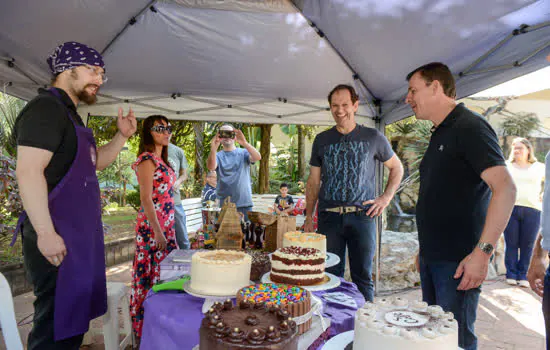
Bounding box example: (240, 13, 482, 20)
(199, 300, 298, 350)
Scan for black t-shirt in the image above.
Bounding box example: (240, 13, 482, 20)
(274, 194, 294, 211)
(14, 88, 84, 192)
(416, 103, 505, 263)
(309, 124, 394, 210)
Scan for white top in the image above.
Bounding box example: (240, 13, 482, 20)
(507, 161, 545, 210)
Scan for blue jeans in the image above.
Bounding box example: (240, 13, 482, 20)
(237, 206, 253, 222)
(318, 211, 376, 301)
(544, 264, 550, 350)
(504, 205, 541, 280)
(420, 257, 480, 350)
(174, 204, 189, 249)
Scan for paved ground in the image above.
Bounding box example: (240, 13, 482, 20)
(1, 261, 546, 349)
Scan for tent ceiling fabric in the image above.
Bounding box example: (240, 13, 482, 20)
(0, 0, 549, 126)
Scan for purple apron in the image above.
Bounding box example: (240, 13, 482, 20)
(14, 88, 107, 340)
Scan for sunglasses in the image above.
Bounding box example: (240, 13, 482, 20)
(151, 125, 173, 134)
(219, 130, 235, 139)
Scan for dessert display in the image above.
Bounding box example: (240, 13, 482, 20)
(282, 232, 326, 255)
(246, 250, 271, 282)
(190, 250, 252, 296)
(270, 246, 326, 286)
(237, 283, 312, 334)
(353, 297, 458, 350)
(199, 299, 298, 350)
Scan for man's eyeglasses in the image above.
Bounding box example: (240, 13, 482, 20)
(219, 130, 235, 139)
(151, 125, 173, 134)
(83, 64, 108, 83)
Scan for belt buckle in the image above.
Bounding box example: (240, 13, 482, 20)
(343, 206, 353, 214)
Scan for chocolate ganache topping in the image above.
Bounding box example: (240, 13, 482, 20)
(247, 328, 266, 345)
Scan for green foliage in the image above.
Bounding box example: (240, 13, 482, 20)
(0, 92, 26, 156)
(500, 112, 540, 138)
(0, 154, 22, 243)
(126, 189, 141, 212)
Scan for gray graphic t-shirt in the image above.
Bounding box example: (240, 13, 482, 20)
(310, 125, 394, 211)
(216, 147, 254, 208)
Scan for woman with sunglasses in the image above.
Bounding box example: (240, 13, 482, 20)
(129, 115, 177, 342)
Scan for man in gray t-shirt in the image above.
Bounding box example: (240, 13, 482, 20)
(167, 143, 189, 249)
(207, 125, 261, 221)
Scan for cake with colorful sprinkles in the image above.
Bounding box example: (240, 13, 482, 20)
(271, 246, 326, 286)
(237, 283, 312, 334)
(199, 299, 298, 350)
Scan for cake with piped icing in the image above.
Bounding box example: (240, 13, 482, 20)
(237, 283, 312, 334)
(353, 297, 458, 350)
(270, 246, 325, 286)
(199, 299, 298, 350)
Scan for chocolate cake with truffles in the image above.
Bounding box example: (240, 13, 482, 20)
(199, 299, 298, 350)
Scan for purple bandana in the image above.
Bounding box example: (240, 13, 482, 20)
(47, 42, 105, 75)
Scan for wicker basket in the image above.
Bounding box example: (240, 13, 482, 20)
(247, 211, 277, 226)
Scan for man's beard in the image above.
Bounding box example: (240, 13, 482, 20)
(77, 85, 98, 105)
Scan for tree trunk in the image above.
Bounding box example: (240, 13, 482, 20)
(258, 124, 272, 194)
(297, 125, 306, 180)
(193, 122, 205, 184)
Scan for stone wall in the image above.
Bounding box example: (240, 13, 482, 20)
(378, 230, 420, 291)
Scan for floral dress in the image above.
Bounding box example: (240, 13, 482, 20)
(130, 152, 177, 337)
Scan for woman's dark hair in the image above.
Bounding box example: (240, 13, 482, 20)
(138, 115, 171, 168)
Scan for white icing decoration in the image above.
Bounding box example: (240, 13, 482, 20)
(384, 311, 429, 327)
(358, 310, 375, 322)
(411, 300, 428, 312)
(367, 319, 384, 330)
(439, 324, 456, 335)
(422, 327, 437, 339)
(427, 305, 444, 317)
(383, 325, 399, 336)
(393, 297, 408, 307)
(399, 328, 418, 340)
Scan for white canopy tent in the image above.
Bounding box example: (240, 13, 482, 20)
(1, 0, 548, 127)
(1, 0, 549, 293)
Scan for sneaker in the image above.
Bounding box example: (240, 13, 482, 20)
(518, 280, 530, 288)
(506, 279, 517, 285)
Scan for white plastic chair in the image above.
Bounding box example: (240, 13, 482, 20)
(0, 272, 24, 350)
(83, 282, 132, 350)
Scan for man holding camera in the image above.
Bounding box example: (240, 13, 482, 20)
(207, 124, 261, 221)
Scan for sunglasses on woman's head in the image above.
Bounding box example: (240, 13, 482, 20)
(151, 125, 173, 134)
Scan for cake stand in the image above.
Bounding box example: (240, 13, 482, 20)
(183, 280, 253, 314)
(260, 272, 341, 292)
(321, 330, 464, 350)
(267, 252, 341, 268)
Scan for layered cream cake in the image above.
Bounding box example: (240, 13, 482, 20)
(353, 297, 458, 350)
(282, 232, 326, 255)
(190, 250, 252, 296)
(271, 246, 326, 286)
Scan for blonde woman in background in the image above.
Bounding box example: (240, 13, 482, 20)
(504, 137, 545, 287)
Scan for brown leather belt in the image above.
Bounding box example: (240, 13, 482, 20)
(324, 206, 363, 214)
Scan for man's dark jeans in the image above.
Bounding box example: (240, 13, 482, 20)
(318, 211, 376, 301)
(420, 257, 481, 350)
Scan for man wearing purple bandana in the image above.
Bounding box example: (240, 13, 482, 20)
(13, 42, 137, 349)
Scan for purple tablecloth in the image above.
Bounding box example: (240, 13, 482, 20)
(140, 278, 365, 350)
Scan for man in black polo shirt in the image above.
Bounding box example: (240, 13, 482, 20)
(406, 62, 516, 350)
(304, 84, 404, 302)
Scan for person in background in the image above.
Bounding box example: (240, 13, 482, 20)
(504, 137, 545, 287)
(167, 143, 190, 249)
(201, 170, 218, 207)
(13, 41, 136, 349)
(131, 115, 178, 342)
(207, 124, 261, 221)
(274, 183, 295, 216)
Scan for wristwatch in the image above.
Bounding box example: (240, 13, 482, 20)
(477, 242, 494, 255)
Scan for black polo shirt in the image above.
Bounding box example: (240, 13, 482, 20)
(416, 103, 505, 263)
(14, 87, 85, 193)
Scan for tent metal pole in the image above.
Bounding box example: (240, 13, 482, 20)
(101, 0, 157, 56)
(460, 33, 514, 75)
(374, 108, 384, 297)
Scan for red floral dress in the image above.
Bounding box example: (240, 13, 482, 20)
(130, 152, 177, 337)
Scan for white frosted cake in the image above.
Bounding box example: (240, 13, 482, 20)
(353, 297, 458, 350)
(190, 250, 252, 296)
(283, 231, 326, 255)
